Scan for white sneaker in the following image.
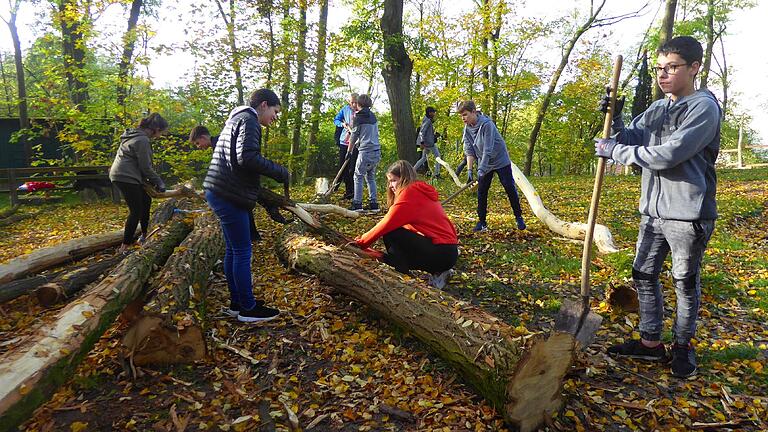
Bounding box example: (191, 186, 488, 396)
(429, 269, 455, 289)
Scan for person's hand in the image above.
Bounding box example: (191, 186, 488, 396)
(156, 184, 166, 193)
(467, 171, 474, 183)
(434, 132, 442, 141)
(360, 247, 384, 259)
(283, 176, 291, 200)
(594, 138, 616, 159)
(598, 86, 625, 118)
(420, 144, 426, 150)
(265, 206, 288, 224)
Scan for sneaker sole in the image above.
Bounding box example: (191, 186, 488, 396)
(671, 366, 697, 378)
(237, 314, 279, 323)
(609, 352, 667, 362)
(225, 309, 239, 318)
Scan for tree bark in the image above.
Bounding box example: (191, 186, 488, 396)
(652, 0, 677, 101)
(699, 0, 714, 90)
(290, 1, 307, 180)
(215, 0, 244, 105)
(381, 0, 417, 164)
(35, 254, 127, 307)
(58, 0, 89, 112)
(524, 0, 607, 176)
(116, 0, 143, 119)
(279, 0, 292, 136)
(0, 216, 193, 431)
(122, 212, 224, 366)
(306, 0, 328, 174)
(2, 0, 31, 165)
(276, 229, 575, 432)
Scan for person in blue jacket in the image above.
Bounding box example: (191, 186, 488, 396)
(333, 93, 358, 200)
(596, 36, 721, 378)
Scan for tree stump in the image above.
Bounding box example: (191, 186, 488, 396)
(122, 212, 224, 366)
(275, 229, 575, 432)
(0, 215, 193, 432)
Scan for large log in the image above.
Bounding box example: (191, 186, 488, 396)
(0, 269, 66, 304)
(0, 215, 193, 432)
(122, 212, 225, 366)
(35, 254, 128, 307)
(0, 198, 180, 285)
(276, 229, 575, 432)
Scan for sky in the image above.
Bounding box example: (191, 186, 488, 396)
(1, 0, 766, 144)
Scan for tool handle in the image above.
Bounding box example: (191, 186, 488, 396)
(440, 181, 476, 206)
(580, 55, 623, 301)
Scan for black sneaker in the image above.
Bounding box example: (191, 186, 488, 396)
(473, 221, 488, 232)
(237, 304, 280, 323)
(226, 299, 264, 317)
(515, 216, 526, 230)
(365, 201, 380, 213)
(670, 343, 697, 378)
(349, 201, 363, 212)
(607, 339, 668, 361)
(342, 193, 354, 200)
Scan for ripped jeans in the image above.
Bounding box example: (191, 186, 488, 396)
(633, 216, 715, 346)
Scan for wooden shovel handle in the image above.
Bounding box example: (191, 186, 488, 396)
(580, 55, 623, 300)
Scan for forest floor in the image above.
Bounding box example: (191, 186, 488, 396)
(1, 168, 766, 431)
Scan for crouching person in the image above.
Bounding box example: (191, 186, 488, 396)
(354, 160, 458, 289)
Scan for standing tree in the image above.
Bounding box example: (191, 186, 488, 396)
(57, 0, 90, 112)
(380, 0, 416, 163)
(214, 0, 245, 105)
(652, 0, 677, 101)
(306, 0, 328, 159)
(1, 0, 31, 165)
(116, 0, 143, 121)
(278, 0, 292, 136)
(290, 0, 308, 179)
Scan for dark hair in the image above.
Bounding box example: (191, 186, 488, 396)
(659, 36, 703, 65)
(457, 100, 476, 113)
(249, 88, 281, 109)
(425, 106, 436, 116)
(138, 113, 169, 132)
(189, 125, 210, 142)
(357, 94, 373, 108)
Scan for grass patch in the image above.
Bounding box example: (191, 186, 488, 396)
(700, 344, 762, 363)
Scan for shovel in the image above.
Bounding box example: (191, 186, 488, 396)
(554, 55, 623, 349)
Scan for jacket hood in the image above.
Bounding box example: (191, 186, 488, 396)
(228, 106, 257, 120)
(674, 89, 722, 115)
(120, 128, 147, 141)
(406, 181, 438, 201)
(466, 112, 490, 132)
(356, 107, 377, 123)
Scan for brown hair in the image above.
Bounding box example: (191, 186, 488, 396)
(385, 160, 418, 207)
(138, 113, 169, 133)
(189, 125, 210, 142)
(457, 100, 476, 113)
(357, 94, 373, 109)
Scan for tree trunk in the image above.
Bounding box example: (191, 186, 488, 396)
(116, 0, 143, 120)
(58, 0, 89, 112)
(306, 0, 328, 177)
(290, 1, 308, 180)
(381, 0, 417, 164)
(276, 229, 575, 432)
(699, 0, 714, 90)
(35, 254, 128, 307)
(523, 0, 607, 176)
(3, 1, 31, 165)
(122, 212, 224, 366)
(652, 0, 677, 101)
(279, 0, 292, 136)
(214, 0, 244, 105)
(0, 217, 193, 431)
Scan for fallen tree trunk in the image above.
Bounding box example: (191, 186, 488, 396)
(276, 229, 575, 432)
(122, 212, 224, 366)
(0, 269, 67, 304)
(0, 205, 20, 219)
(435, 157, 619, 254)
(0, 215, 193, 432)
(35, 254, 128, 307)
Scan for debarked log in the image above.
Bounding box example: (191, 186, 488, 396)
(276, 230, 575, 432)
(122, 212, 225, 366)
(0, 215, 193, 432)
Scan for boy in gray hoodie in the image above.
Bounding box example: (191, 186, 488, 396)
(459, 100, 526, 232)
(596, 36, 720, 378)
(348, 94, 381, 212)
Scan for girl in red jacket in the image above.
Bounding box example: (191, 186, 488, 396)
(355, 160, 458, 289)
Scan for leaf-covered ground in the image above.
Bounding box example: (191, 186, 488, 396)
(1, 168, 766, 431)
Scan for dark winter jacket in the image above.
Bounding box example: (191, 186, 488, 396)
(203, 106, 288, 209)
(611, 89, 721, 221)
(109, 128, 165, 189)
(349, 107, 381, 153)
(417, 115, 436, 147)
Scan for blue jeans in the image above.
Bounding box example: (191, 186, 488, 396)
(633, 216, 715, 345)
(413, 146, 441, 176)
(353, 150, 380, 204)
(205, 190, 257, 310)
(477, 164, 523, 223)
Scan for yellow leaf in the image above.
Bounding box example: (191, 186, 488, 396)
(81, 310, 94, 318)
(19, 384, 29, 395)
(70, 422, 89, 432)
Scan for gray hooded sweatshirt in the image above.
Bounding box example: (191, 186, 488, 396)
(109, 128, 165, 189)
(611, 89, 720, 221)
(462, 113, 511, 178)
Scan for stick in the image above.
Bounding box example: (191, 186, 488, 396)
(440, 181, 477, 206)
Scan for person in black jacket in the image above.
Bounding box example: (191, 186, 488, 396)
(203, 89, 288, 323)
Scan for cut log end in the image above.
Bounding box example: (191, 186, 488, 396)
(606, 283, 639, 312)
(35, 283, 65, 307)
(504, 332, 575, 432)
(122, 315, 206, 366)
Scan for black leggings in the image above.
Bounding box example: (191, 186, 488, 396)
(113, 181, 151, 245)
(382, 228, 458, 274)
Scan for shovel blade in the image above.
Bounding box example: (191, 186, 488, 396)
(554, 299, 603, 350)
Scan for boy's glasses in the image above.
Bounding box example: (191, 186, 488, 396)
(653, 63, 689, 75)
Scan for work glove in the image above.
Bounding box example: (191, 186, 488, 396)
(265, 205, 288, 224)
(467, 171, 474, 183)
(598, 86, 625, 119)
(155, 184, 166, 193)
(594, 138, 617, 159)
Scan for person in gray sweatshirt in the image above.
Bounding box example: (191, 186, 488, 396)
(348, 94, 381, 212)
(413, 106, 441, 178)
(109, 113, 168, 251)
(459, 100, 526, 232)
(596, 36, 720, 378)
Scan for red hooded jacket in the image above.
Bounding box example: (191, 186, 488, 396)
(356, 181, 458, 248)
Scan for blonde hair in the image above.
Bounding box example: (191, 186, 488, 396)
(385, 160, 418, 207)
